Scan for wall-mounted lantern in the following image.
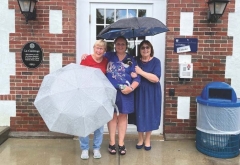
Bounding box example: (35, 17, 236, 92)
(17, 0, 37, 24)
(207, 0, 230, 23)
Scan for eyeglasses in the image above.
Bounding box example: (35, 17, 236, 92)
(140, 46, 150, 50)
(94, 47, 105, 51)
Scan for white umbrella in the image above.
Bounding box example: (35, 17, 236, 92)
(34, 63, 117, 137)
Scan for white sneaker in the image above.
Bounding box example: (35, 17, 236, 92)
(81, 150, 89, 160)
(93, 149, 101, 159)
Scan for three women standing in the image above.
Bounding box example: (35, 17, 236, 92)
(80, 38, 161, 154)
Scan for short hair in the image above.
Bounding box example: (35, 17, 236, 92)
(138, 40, 154, 57)
(93, 39, 107, 49)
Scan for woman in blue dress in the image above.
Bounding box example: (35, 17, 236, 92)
(134, 40, 161, 151)
(106, 36, 140, 155)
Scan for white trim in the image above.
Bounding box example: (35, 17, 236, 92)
(226, 9, 240, 97)
(177, 97, 190, 119)
(50, 53, 63, 73)
(0, 101, 16, 126)
(49, 10, 63, 34)
(0, 1, 15, 94)
(180, 12, 193, 36)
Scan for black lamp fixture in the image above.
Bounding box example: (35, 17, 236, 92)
(207, 0, 230, 23)
(17, 0, 37, 24)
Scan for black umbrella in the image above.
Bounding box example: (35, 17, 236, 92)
(97, 17, 169, 40)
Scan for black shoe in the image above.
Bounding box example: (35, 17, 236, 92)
(144, 145, 151, 151)
(136, 143, 144, 149)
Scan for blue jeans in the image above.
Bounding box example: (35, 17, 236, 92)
(79, 126, 104, 150)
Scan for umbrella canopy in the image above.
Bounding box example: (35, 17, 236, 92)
(34, 63, 117, 137)
(97, 17, 169, 40)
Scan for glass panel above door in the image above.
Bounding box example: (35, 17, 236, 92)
(138, 9, 146, 17)
(106, 9, 114, 24)
(128, 9, 137, 17)
(116, 9, 127, 20)
(96, 9, 104, 24)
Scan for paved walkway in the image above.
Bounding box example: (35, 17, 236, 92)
(0, 136, 240, 165)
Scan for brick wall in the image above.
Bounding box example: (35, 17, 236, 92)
(7, 0, 76, 132)
(164, 1, 235, 136)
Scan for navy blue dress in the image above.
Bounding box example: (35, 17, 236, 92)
(135, 57, 161, 132)
(105, 52, 140, 114)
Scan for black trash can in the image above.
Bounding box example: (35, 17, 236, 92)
(196, 82, 240, 158)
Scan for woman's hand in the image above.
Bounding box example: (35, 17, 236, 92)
(121, 86, 133, 95)
(81, 54, 88, 60)
(135, 66, 143, 75)
(131, 72, 138, 78)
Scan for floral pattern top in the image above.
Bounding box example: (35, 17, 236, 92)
(105, 52, 140, 89)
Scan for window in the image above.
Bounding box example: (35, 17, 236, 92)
(96, 8, 146, 55)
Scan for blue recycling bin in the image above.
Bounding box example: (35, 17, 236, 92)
(196, 82, 240, 158)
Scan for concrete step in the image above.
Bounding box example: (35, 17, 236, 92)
(0, 126, 10, 145)
(73, 133, 164, 141)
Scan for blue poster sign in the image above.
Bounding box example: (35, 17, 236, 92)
(174, 38, 198, 53)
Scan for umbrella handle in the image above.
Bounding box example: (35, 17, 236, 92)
(112, 102, 119, 116)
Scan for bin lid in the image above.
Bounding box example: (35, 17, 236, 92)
(196, 81, 240, 107)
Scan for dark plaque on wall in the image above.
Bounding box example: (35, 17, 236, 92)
(21, 42, 43, 69)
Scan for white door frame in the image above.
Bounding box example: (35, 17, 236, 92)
(76, 0, 167, 134)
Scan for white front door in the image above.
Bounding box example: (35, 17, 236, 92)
(77, 0, 167, 134)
